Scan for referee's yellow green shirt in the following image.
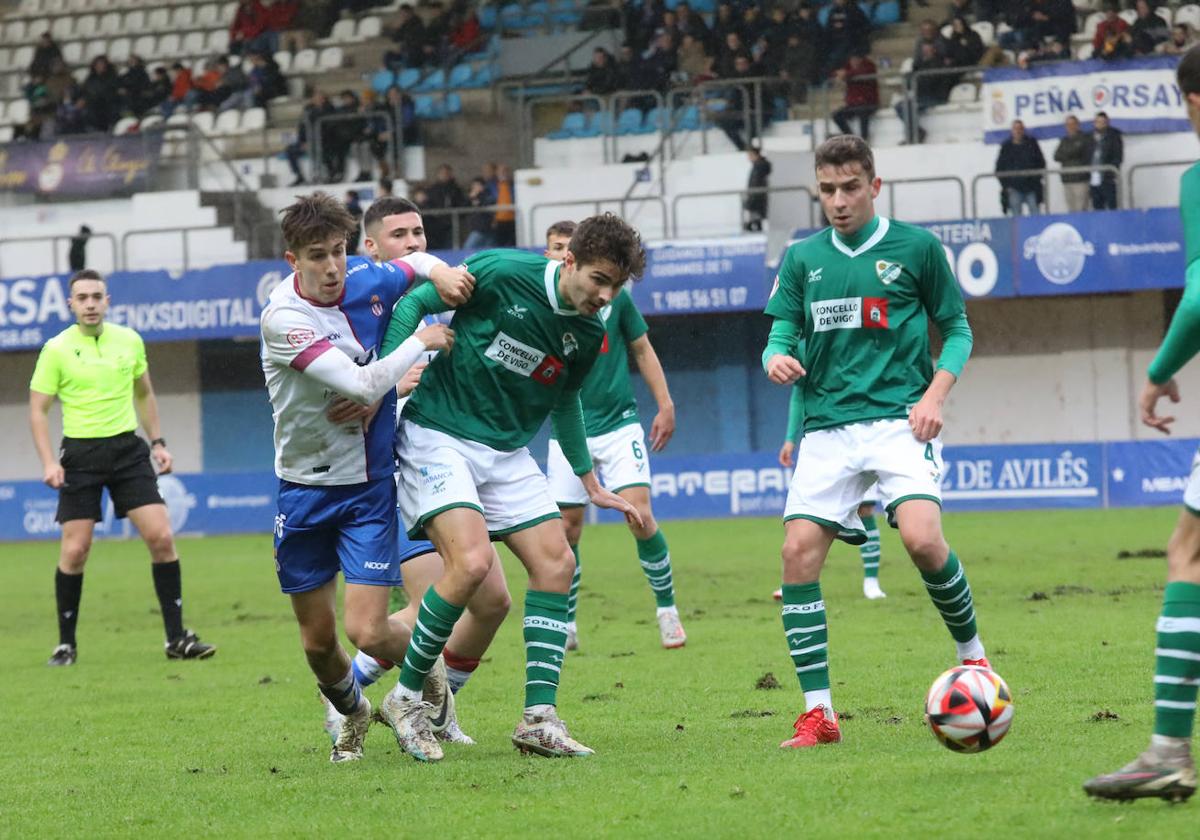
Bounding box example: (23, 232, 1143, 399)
(29, 324, 148, 439)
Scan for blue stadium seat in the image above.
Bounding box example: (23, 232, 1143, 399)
(818, 5, 830, 26)
(673, 104, 701, 131)
(689, 0, 715, 11)
(873, 0, 900, 25)
(414, 68, 446, 92)
(371, 69, 395, 94)
(477, 5, 497, 29)
(520, 12, 546, 27)
(548, 111, 587, 139)
(637, 106, 665, 133)
(528, 0, 551, 13)
(448, 62, 474, 88)
(413, 94, 445, 119)
(396, 67, 421, 89)
(615, 107, 645, 135)
(551, 10, 582, 25)
(472, 63, 496, 86)
(446, 93, 462, 115)
(586, 110, 614, 135)
(499, 3, 523, 26)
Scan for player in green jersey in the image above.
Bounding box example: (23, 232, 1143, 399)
(373, 213, 645, 761)
(541, 221, 686, 651)
(1084, 47, 1200, 804)
(762, 135, 985, 749)
(772, 338, 886, 602)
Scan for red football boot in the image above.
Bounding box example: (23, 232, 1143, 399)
(780, 706, 842, 748)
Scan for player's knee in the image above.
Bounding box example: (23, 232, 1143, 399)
(299, 625, 339, 662)
(628, 503, 657, 538)
(781, 535, 823, 579)
(901, 530, 948, 568)
(562, 517, 583, 546)
(344, 620, 387, 657)
(448, 544, 495, 589)
(1166, 519, 1200, 574)
(472, 584, 512, 625)
(145, 529, 176, 561)
(60, 540, 91, 571)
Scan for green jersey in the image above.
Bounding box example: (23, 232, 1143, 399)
(764, 216, 972, 434)
(391, 249, 606, 450)
(1148, 162, 1200, 384)
(554, 288, 648, 438)
(29, 323, 148, 438)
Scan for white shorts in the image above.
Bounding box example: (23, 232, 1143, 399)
(396, 420, 561, 539)
(546, 423, 651, 506)
(784, 418, 943, 544)
(1185, 445, 1200, 513)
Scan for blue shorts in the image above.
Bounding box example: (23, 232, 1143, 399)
(397, 517, 436, 565)
(274, 477, 401, 594)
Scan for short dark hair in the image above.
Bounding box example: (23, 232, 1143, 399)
(279, 191, 358, 253)
(1179, 45, 1200, 96)
(363, 196, 422, 233)
(568, 213, 645, 281)
(814, 134, 875, 180)
(546, 220, 577, 240)
(69, 269, 104, 290)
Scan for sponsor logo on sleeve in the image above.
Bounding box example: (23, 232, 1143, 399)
(286, 327, 316, 348)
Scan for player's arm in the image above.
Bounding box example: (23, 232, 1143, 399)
(381, 282, 453, 356)
(551, 389, 644, 527)
(265, 304, 452, 404)
(912, 237, 975, 442)
(762, 318, 805, 384)
(132, 371, 172, 474)
(762, 250, 807, 384)
(1142, 260, 1200, 433)
(389, 251, 475, 307)
(28, 344, 63, 488)
(628, 334, 675, 451)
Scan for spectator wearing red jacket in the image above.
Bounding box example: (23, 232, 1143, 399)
(230, 0, 269, 56)
(160, 62, 194, 117)
(1093, 5, 1132, 56)
(832, 53, 879, 141)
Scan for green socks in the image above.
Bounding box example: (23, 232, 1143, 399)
(859, 514, 881, 580)
(921, 550, 983, 659)
(1154, 581, 1200, 739)
(524, 590, 570, 708)
(782, 582, 831, 709)
(566, 544, 581, 625)
(398, 588, 463, 692)
(637, 530, 675, 608)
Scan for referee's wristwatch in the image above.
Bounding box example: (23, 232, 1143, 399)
(151, 437, 167, 448)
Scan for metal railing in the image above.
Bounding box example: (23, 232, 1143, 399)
(883, 175, 968, 221)
(1127, 159, 1195, 209)
(670, 186, 818, 238)
(970, 165, 1123, 216)
(120, 225, 226, 273)
(527, 195, 668, 245)
(0, 232, 118, 278)
(309, 110, 400, 185)
(415, 203, 520, 250)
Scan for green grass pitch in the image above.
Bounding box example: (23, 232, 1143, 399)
(2, 508, 1197, 837)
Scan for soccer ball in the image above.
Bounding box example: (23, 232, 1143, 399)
(924, 665, 1013, 753)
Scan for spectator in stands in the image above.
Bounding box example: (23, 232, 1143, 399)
(640, 29, 678, 92)
(30, 32, 63, 79)
(480, 161, 499, 203)
(82, 56, 122, 132)
(229, 0, 270, 57)
(384, 4, 427, 70)
(740, 5, 767, 46)
(245, 51, 288, 109)
(421, 1, 453, 67)
(45, 58, 76, 114)
(116, 56, 151, 117)
(21, 75, 54, 140)
(492, 163, 517, 246)
(213, 56, 249, 112)
(912, 19, 948, 65)
(463, 177, 495, 250)
(351, 94, 392, 181)
(146, 67, 172, 115)
(69, 226, 91, 273)
(946, 16, 985, 68)
(832, 52, 879, 141)
(378, 177, 394, 198)
(625, 0, 666, 52)
(1006, 0, 1075, 50)
(896, 41, 952, 143)
(284, 0, 330, 50)
(675, 3, 710, 47)
(322, 89, 366, 182)
(995, 119, 1045, 216)
(1160, 24, 1197, 55)
(1089, 111, 1123, 210)
(585, 48, 623, 96)
(744, 144, 771, 232)
(1130, 0, 1169, 55)
(364, 86, 413, 175)
(1094, 4, 1134, 60)
(941, 0, 976, 26)
(825, 0, 872, 75)
(345, 190, 364, 253)
(780, 31, 815, 104)
(285, 89, 333, 186)
(710, 2, 740, 53)
(189, 60, 224, 111)
(1029, 37, 1071, 65)
(56, 93, 88, 136)
(160, 62, 193, 118)
(677, 34, 710, 81)
(716, 54, 758, 150)
(716, 31, 748, 79)
(263, 0, 298, 54)
(449, 9, 483, 54)
(423, 164, 467, 249)
(1053, 115, 1094, 213)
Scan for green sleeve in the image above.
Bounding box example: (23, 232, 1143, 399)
(918, 234, 972, 378)
(132, 331, 148, 378)
(1148, 260, 1200, 384)
(550, 390, 593, 475)
(763, 244, 807, 326)
(29, 343, 60, 395)
(934, 312, 973, 378)
(381, 282, 446, 357)
(762, 318, 801, 372)
(620, 291, 648, 342)
(785, 383, 804, 443)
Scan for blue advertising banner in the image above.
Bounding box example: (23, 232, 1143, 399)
(922, 218, 1017, 299)
(1, 439, 1197, 541)
(0, 134, 164, 196)
(981, 56, 1188, 143)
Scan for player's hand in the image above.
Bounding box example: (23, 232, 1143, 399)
(398, 361, 428, 397)
(43, 462, 64, 489)
(908, 392, 943, 442)
(583, 473, 644, 528)
(778, 440, 795, 468)
(1140, 378, 1181, 435)
(416, 323, 455, 353)
(429, 264, 475, 307)
(649, 402, 675, 451)
(151, 443, 173, 474)
(327, 396, 375, 424)
(766, 353, 806, 385)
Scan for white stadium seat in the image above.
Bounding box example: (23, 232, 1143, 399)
(62, 41, 84, 64)
(112, 115, 139, 135)
(292, 48, 317, 72)
(241, 106, 265, 133)
(971, 21, 995, 46)
(146, 9, 170, 33)
(157, 34, 182, 59)
(181, 32, 206, 57)
(133, 34, 156, 59)
(85, 40, 108, 62)
(18, 0, 43, 15)
(27, 19, 51, 40)
(0, 102, 9, 125)
(75, 14, 97, 40)
(139, 113, 163, 132)
(172, 7, 196, 30)
(213, 108, 241, 135)
(1178, 5, 1200, 30)
(196, 4, 219, 27)
(1076, 43, 1094, 60)
(191, 110, 215, 135)
(319, 47, 344, 70)
(71, 66, 87, 83)
(125, 11, 146, 34)
(358, 16, 382, 40)
(6, 21, 29, 44)
(220, 2, 237, 21)
(12, 46, 34, 70)
(1082, 11, 1104, 40)
(108, 37, 132, 63)
(51, 16, 74, 41)
(273, 50, 291, 72)
(207, 29, 230, 54)
(7, 99, 30, 125)
(1118, 9, 1136, 25)
(98, 12, 122, 36)
(326, 19, 356, 43)
(949, 83, 977, 104)
(0, 49, 10, 71)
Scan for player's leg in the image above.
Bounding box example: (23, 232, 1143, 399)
(49, 519, 95, 666)
(289, 579, 371, 763)
(617, 484, 686, 648)
(546, 437, 587, 649)
(857, 500, 886, 600)
(1084, 506, 1200, 802)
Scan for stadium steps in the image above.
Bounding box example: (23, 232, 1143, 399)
(199, 190, 280, 260)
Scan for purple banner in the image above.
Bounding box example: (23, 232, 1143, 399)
(0, 133, 163, 196)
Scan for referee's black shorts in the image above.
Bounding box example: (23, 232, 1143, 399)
(56, 432, 164, 524)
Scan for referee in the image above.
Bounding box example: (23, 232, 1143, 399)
(29, 269, 215, 666)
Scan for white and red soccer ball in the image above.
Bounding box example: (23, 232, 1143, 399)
(924, 665, 1013, 753)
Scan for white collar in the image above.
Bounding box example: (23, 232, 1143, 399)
(544, 259, 580, 316)
(830, 216, 890, 259)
